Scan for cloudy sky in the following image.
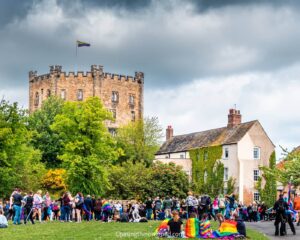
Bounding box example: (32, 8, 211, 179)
(1, 0, 300, 158)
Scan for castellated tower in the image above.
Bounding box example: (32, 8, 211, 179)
(29, 65, 144, 133)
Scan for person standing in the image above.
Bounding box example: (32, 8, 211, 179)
(42, 192, 52, 221)
(33, 190, 43, 223)
(274, 194, 289, 236)
(145, 197, 153, 220)
(163, 196, 172, 218)
(24, 191, 34, 224)
(9, 188, 23, 225)
(154, 197, 162, 220)
(294, 193, 300, 226)
(74, 192, 84, 223)
(83, 195, 93, 221)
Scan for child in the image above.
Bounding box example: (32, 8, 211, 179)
(0, 210, 8, 228)
(199, 213, 213, 238)
(167, 210, 183, 238)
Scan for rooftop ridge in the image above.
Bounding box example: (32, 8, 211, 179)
(170, 120, 258, 139)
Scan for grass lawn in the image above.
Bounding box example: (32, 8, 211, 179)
(0, 221, 269, 240)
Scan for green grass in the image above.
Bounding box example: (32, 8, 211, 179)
(0, 221, 269, 240)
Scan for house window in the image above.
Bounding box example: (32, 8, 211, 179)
(204, 171, 208, 183)
(34, 92, 39, 106)
(224, 147, 229, 159)
(131, 111, 136, 122)
(61, 89, 66, 100)
(77, 89, 83, 101)
(110, 109, 116, 121)
(253, 147, 260, 159)
(129, 94, 135, 106)
(112, 91, 119, 103)
(254, 169, 260, 181)
(195, 170, 200, 180)
(180, 153, 185, 159)
(47, 89, 51, 97)
(204, 150, 208, 161)
(224, 167, 229, 181)
(253, 192, 260, 201)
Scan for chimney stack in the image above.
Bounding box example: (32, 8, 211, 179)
(227, 108, 242, 128)
(166, 125, 174, 141)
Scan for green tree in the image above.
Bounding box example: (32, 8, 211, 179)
(107, 161, 189, 200)
(116, 117, 163, 166)
(29, 96, 64, 167)
(226, 177, 236, 195)
(0, 100, 44, 197)
(257, 151, 277, 207)
(51, 97, 121, 195)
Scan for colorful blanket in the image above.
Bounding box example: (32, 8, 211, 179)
(155, 218, 170, 237)
(213, 220, 238, 238)
(185, 218, 200, 238)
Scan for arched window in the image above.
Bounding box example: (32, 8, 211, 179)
(34, 92, 39, 106)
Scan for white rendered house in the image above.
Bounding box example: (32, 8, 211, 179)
(155, 109, 275, 205)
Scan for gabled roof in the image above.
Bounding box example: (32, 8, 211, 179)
(156, 120, 258, 155)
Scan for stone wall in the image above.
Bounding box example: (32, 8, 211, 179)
(29, 65, 144, 130)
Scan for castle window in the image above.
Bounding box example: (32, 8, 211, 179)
(77, 89, 83, 101)
(47, 89, 51, 97)
(204, 171, 208, 183)
(112, 91, 119, 103)
(34, 92, 39, 106)
(131, 111, 136, 122)
(61, 89, 66, 100)
(109, 128, 117, 137)
(129, 94, 135, 106)
(41, 89, 44, 94)
(110, 109, 116, 121)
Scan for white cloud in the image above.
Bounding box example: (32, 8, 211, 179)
(145, 63, 300, 157)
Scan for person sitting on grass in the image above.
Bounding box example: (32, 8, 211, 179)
(0, 210, 8, 228)
(233, 213, 247, 238)
(185, 212, 199, 238)
(167, 210, 183, 238)
(199, 213, 213, 238)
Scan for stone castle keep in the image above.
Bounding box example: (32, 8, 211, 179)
(29, 65, 144, 133)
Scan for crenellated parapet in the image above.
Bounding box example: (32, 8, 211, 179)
(29, 65, 144, 84)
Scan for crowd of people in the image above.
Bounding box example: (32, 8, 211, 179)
(1, 188, 300, 238)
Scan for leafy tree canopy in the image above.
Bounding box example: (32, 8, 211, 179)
(116, 117, 163, 166)
(51, 97, 122, 195)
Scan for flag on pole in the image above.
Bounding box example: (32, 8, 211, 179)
(77, 40, 91, 47)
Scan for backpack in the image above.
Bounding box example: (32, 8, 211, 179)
(200, 196, 207, 206)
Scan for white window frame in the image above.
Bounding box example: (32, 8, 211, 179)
(253, 147, 260, 160)
(129, 94, 135, 105)
(253, 192, 260, 201)
(224, 147, 229, 159)
(253, 169, 260, 181)
(224, 167, 229, 181)
(179, 153, 185, 159)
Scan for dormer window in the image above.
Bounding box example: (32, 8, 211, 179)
(112, 91, 119, 103)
